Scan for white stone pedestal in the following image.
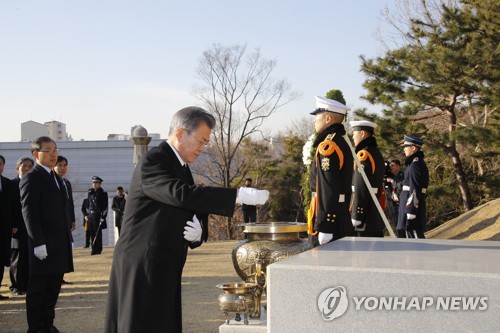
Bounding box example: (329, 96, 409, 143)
(267, 237, 500, 333)
(219, 307, 267, 333)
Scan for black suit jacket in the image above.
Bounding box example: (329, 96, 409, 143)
(105, 141, 237, 333)
(62, 178, 75, 224)
(0, 175, 15, 266)
(11, 176, 29, 246)
(20, 164, 74, 275)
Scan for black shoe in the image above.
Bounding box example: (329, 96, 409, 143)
(46, 326, 61, 333)
(83, 245, 89, 248)
(62, 279, 73, 285)
(11, 288, 25, 296)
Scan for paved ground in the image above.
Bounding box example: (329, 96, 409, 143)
(0, 241, 240, 333)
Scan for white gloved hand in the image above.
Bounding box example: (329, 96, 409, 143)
(351, 219, 362, 227)
(34, 244, 48, 260)
(318, 232, 333, 245)
(184, 215, 202, 242)
(407, 213, 416, 220)
(235, 187, 269, 205)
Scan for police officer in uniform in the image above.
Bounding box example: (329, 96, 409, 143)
(349, 120, 386, 237)
(308, 96, 355, 245)
(87, 176, 108, 255)
(396, 135, 429, 238)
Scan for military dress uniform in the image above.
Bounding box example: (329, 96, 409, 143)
(397, 136, 429, 238)
(350, 121, 386, 237)
(308, 96, 354, 245)
(87, 177, 108, 255)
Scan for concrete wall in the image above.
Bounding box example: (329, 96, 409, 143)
(0, 139, 163, 247)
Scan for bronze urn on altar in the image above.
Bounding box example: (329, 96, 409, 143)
(217, 222, 312, 324)
(232, 222, 312, 283)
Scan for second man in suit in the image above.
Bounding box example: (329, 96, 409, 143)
(20, 136, 74, 333)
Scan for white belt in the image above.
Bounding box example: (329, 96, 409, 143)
(352, 186, 378, 194)
(313, 192, 345, 202)
(402, 185, 427, 193)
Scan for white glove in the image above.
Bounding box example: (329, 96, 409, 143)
(318, 232, 333, 245)
(235, 187, 269, 205)
(34, 244, 48, 260)
(184, 215, 202, 242)
(351, 219, 362, 227)
(407, 213, 416, 220)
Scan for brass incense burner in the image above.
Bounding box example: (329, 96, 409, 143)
(232, 222, 312, 283)
(217, 222, 312, 325)
(217, 282, 256, 324)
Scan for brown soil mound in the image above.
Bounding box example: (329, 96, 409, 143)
(426, 198, 500, 241)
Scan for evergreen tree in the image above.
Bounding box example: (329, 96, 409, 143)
(360, 0, 499, 214)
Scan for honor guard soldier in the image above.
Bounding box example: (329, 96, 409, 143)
(87, 176, 108, 255)
(308, 96, 355, 245)
(349, 120, 386, 237)
(396, 135, 429, 239)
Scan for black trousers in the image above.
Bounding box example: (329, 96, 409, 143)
(397, 228, 426, 239)
(10, 245, 30, 291)
(85, 229, 91, 247)
(26, 273, 64, 332)
(357, 230, 384, 238)
(243, 210, 256, 223)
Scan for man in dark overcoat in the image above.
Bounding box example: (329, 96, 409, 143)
(0, 154, 15, 300)
(349, 120, 386, 237)
(105, 106, 269, 333)
(308, 96, 355, 246)
(10, 156, 34, 296)
(20, 136, 74, 333)
(111, 186, 126, 236)
(396, 135, 429, 238)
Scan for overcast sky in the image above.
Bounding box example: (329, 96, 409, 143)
(0, 0, 396, 142)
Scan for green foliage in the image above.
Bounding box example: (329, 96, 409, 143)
(266, 135, 307, 222)
(359, 0, 499, 226)
(325, 89, 346, 104)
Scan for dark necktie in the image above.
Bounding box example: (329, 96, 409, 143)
(50, 170, 61, 189)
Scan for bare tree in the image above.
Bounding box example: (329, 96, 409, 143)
(192, 43, 299, 238)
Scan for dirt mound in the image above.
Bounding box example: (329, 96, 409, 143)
(426, 198, 500, 241)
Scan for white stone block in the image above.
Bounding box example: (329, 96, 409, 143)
(267, 237, 500, 333)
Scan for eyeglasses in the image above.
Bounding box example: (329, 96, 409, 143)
(187, 131, 210, 149)
(39, 149, 59, 154)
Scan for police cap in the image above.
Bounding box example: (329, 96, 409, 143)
(402, 135, 424, 147)
(92, 176, 103, 183)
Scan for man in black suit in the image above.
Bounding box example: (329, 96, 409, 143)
(10, 156, 34, 296)
(81, 198, 91, 248)
(111, 186, 126, 236)
(54, 156, 76, 233)
(54, 155, 76, 285)
(105, 106, 269, 333)
(0, 154, 16, 300)
(20, 136, 74, 333)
